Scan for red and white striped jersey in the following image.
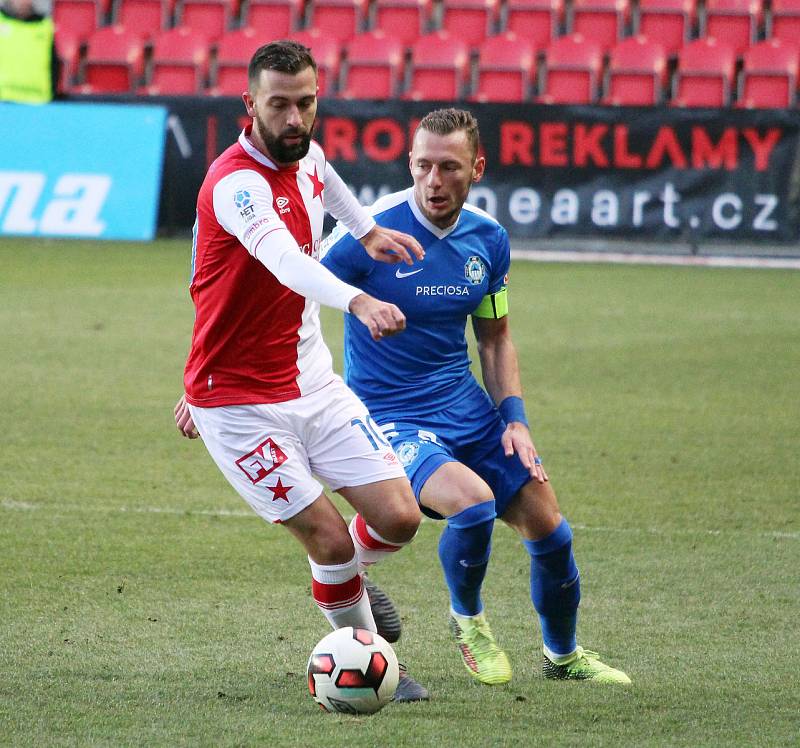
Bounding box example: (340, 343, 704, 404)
(184, 126, 374, 407)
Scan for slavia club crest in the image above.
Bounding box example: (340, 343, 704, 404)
(464, 256, 486, 285)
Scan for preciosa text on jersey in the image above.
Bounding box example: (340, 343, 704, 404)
(415, 285, 472, 296)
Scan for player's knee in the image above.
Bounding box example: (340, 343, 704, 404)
(381, 502, 421, 545)
(306, 528, 356, 566)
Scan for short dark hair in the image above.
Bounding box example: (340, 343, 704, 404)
(415, 108, 480, 157)
(248, 40, 317, 87)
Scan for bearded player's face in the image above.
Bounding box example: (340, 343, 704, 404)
(244, 66, 318, 165)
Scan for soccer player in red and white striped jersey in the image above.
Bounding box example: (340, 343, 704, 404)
(174, 41, 428, 701)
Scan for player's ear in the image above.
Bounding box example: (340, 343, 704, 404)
(472, 156, 486, 183)
(242, 91, 256, 116)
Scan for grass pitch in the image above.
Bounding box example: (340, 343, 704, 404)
(1, 238, 798, 747)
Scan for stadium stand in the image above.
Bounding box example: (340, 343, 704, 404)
(672, 36, 737, 106)
(702, 0, 762, 56)
(54, 0, 106, 36)
(288, 28, 341, 94)
(306, 0, 367, 41)
(54, 26, 81, 91)
(141, 26, 210, 94)
(768, 0, 800, 45)
(439, 0, 500, 49)
(339, 30, 405, 98)
(209, 26, 258, 95)
(503, 0, 563, 48)
(470, 31, 536, 102)
(114, 0, 171, 29)
(538, 32, 604, 103)
(49, 0, 800, 105)
(570, 0, 629, 51)
(603, 34, 668, 104)
(635, 0, 696, 55)
(239, 0, 301, 36)
(175, 0, 233, 39)
(372, 0, 430, 45)
(738, 37, 800, 107)
(81, 24, 145, 92)
(403, 30, 470, 99)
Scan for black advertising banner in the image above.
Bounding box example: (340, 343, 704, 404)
(316, 101, 800, 243)
(101, 96, 800, 242)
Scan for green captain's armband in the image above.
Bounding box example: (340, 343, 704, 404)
(472, 287, 508, 319)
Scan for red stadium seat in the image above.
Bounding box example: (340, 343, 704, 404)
(209, 27, 260, 96)
(603, 35, 667, 104)
(504, 0, 563, 47)
(635, 0, 696, 56)
(439, 0, 499, 49)
(53, 0, 105, 36)
(470, 32, 536, 102)
(738, 37, 800, 107)
(403, 30, 470, 100)
(339, 31, 405, 98)
(142, 27, 210, 94)
(570, 0, 630, 51)
(538, 33, 604, 103)
(307, 0, 368, 41)
(702, 0, 762, 56)
(768, 0, 800, 44)
(54, 27, 81, 91)
(176, 0, 233, 39)
(672, 37, 737, 106)
(115, 0, 172, 30)
(240, 0, 301, 36)
(82, 25, 145, 92)
(372, 0, 431, 46)
(288, 29, 341, 95)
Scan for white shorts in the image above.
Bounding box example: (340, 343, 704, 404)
(188, 378, 405, 524)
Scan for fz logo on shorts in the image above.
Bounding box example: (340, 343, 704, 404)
(235, 437, 288, 485)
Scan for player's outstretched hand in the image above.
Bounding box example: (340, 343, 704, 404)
(349, 293, 406, 342)
(360, 225, 425, 266)
(174, 393, 199, 439)
(501, 423, 548, 483)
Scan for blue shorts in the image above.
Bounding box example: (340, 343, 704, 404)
(375, 383, 532, 520)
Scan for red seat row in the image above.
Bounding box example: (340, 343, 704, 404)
(55, 23, 800, 107)
(53, 0, 800, 50)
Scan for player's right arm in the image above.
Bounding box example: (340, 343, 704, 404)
(212, 169, 403, 341)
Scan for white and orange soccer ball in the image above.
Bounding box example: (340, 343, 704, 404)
(306, 627, 399, 714)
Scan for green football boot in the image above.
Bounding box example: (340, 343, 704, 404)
(449, 612, 512, 685)
(543, 646, 631, 684)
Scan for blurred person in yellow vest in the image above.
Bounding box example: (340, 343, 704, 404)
(0, 0, 57, 103)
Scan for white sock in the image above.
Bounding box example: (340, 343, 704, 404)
(349, 513, 407, 572)
(308, 554, 376, 631)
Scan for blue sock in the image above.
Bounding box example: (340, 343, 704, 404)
(438, 500, 496, 617)
(523, 518, 580, 656)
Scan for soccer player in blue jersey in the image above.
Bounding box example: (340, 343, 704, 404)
(320, 108, 630, 685)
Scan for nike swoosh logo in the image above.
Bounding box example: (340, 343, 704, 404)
(561, 575, 580, 589)
(395, 267, 424, 279)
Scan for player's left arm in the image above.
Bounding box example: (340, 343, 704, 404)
(472, 313, 548, 484)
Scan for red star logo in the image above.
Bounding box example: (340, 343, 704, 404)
(308, 165, 325, 201)
(266, 477, 293, 502)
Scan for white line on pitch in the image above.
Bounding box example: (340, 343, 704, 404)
(1, 499, 796, 541)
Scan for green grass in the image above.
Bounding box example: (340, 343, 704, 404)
(1, 237, 798, 747)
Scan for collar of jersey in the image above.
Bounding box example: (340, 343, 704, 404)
(238, 129, 300, 173)
(406, 188, 460, 240)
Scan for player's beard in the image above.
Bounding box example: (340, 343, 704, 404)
(256, 116, 314, 164)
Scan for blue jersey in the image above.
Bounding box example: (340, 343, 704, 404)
(321, 188, 510, 421)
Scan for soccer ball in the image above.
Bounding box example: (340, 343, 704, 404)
(307, 627, 399, 714)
